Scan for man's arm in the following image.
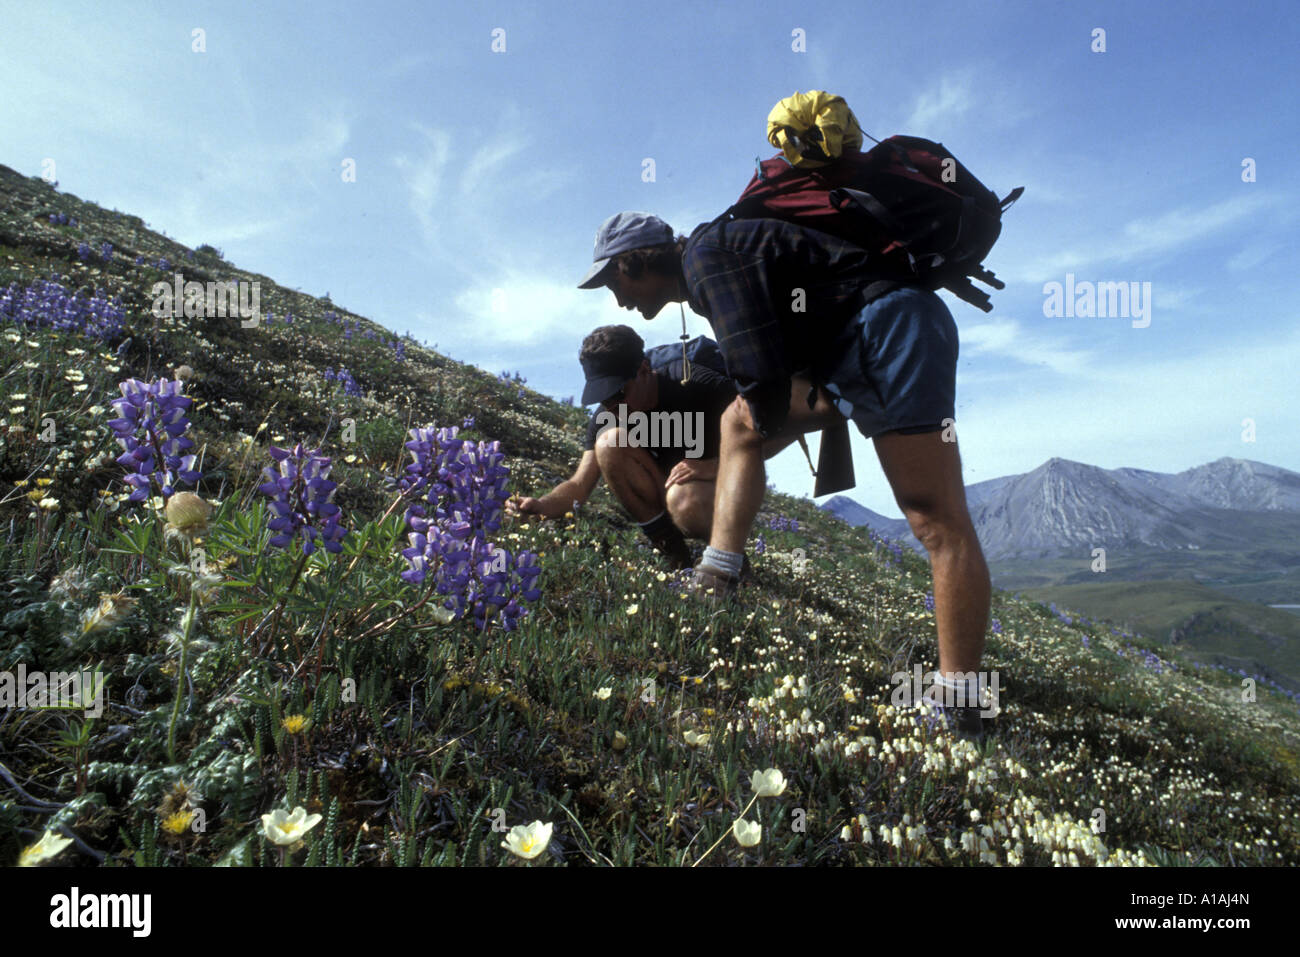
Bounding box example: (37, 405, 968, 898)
(507, 450, 601, 519)
(683, 238, 793, 439)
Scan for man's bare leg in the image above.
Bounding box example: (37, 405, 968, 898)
(666, 480, 714, 540)
(872, 429, 989, 676)
(594, 428, 669, 522)
(709, 380, 845, 555)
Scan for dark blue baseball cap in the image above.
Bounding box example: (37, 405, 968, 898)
(580, 347, 643, 405)
(577, 211, 675, 289)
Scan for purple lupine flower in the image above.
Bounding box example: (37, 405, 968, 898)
(100, 242, 113, 261)
(924, 592, 934, 612)
(331, 366, 362, 397)
(257, 443, 348, 556)
(76, 242, 91, 261)
(462, 416, 475, 429)
(0, 278, 128, 342)
(156, 258, 169, 271)
(397, 425, 542, 630)
(991, 618, 1002, 635)
(106, 377, 202, 501)
(755, 535, 766, 555)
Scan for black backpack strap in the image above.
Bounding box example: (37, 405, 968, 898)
(861, 279, 902, 305)
(830, 187, 904, 236)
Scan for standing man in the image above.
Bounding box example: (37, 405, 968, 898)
(577, 210, 991, 738)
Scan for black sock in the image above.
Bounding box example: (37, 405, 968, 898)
(638, 510, 677, 538)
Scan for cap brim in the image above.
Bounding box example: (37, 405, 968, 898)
(581, 374, 625, 405)
(577, 257, 614, 289)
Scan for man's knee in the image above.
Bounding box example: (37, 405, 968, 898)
(594, 427, 629, 464)
(904, 505, 976, 552)
(666, 479, 709, 516)
(666, 480, 713, 538)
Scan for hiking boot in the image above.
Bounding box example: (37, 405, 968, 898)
(643, 524, 693, 571)
(939, 706, 987, 744)
(917, 691, 988, 744)
(685, 562, 740, 602)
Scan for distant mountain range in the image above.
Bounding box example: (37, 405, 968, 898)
(822, 456, 1300, 561)
(822, 456, 1300, 688)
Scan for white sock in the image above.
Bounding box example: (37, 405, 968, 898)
(702, 546, 743, 578)
(933, 673, 982, 708)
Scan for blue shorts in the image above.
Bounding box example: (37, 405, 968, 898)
(816, 285, 958, 439)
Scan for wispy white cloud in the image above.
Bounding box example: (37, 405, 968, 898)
(393, 123, 453, 252)
(1226, 241, 1281, 272)
(449, 269, 715, 350)
(903, 74, 975, 134)
(1013, 193, 1273, 283)
(955, 319, 1300, 475)
(391, 108, 574, 282)
(958, 315, 1099, 376)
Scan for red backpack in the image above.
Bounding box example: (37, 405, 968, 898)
(724, 134, 1023, 312)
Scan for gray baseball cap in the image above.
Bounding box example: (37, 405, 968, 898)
(577, 211, 675, 289)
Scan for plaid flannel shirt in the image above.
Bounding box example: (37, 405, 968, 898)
(682, 217, 884, 438)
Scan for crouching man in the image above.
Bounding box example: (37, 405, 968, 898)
(506, 324, 796, 569)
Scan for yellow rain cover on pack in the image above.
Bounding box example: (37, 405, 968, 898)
(766, 90, 864, 168)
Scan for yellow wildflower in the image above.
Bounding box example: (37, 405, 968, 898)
(281, 714, 310, 735)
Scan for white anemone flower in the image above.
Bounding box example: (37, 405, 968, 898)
(18, 830, 73, 866)
(261, 806, 323, 846)
(502, 821, 553, 860)
(732, 819, 762, 847)
(751, 768, 787, 798)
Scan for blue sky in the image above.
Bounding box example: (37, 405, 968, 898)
(3, 0, 1297, 518)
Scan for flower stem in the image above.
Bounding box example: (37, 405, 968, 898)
(691, 793, 758, 867)
(264, 548, 311, 662)
(167, 585, 199, 764)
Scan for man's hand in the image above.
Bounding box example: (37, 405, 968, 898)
(664, 457, 719, 489)
(505, 494, 565, 520)
(728, 394, 758, 433)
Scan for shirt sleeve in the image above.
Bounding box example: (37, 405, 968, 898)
(686, 361, 738, 397)
(683, 239, 793, 438)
